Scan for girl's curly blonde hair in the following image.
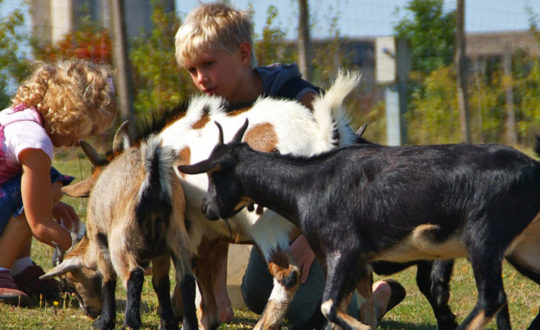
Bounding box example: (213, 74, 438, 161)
(12, 59, 116, 137)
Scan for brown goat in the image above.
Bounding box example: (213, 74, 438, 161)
(41, 126, 198, 330)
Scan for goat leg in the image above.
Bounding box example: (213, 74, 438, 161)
(254, 249, 300, 330)
(180, 273, 198, 330)
(356, 267, 376, 328)
(151, 256, 178, 330)
(321, 255, 372, 330)
(124, 267, 145, 329)
(459, 251, 507, 330)
(93, 279, 117, 329)
(422, 260, 458, 330)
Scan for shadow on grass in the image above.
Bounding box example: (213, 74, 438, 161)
(221, 316, 258, 329)
(378, 320, 438, 330)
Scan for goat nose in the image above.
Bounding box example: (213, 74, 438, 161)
(201, 197, 208, 213)
(201, 198, 219, 221)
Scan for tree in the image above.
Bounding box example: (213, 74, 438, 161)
(254, 5, 294, 66)
(130, 0, 195, 116)
(297, 0, 312, 81)
(394, 0, 455, 74)
(0, 1, 31, 108)
(33, 16, 112, 64)
(110, 0, 134, 122)
(455, 0, 471, 143)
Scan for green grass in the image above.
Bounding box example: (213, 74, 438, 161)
(1, 154, 538, 329)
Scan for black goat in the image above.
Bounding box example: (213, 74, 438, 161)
(179, 120, 540, 329)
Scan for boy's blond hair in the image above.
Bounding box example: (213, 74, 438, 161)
(175, 2, 257, 69)
(12, 59, 116, 137)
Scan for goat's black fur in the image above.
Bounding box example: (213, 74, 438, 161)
(180, 128, 540, 329)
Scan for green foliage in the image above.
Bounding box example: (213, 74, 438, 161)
(513, 56, 540, 145)
(130, 0, 196, 117)
(254, 5, 295, 66)
(393, 0, 539, 147)
(406, 56, 540, 146)
(0, 0, 31, 108)
(406, 66, 460, 144)
(394, 0, 455, 74)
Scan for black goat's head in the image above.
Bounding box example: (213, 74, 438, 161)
(179, 119, 251, 221)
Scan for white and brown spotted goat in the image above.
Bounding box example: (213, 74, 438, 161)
(159, 71, 359, 329)
(41, 127, 198, 330)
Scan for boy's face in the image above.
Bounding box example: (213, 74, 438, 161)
(184, 44, 251, 104)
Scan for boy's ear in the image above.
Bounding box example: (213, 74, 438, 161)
(238, 42, 252, 67)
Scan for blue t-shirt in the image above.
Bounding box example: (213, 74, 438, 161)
(254, 63, 321, 101)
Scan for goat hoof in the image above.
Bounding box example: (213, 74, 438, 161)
(92, 317, 114, 329)
(159, 318, 179, 330)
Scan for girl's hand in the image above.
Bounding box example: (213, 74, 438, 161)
(52, 201, 80, 233)
(290, 234, 316, 283)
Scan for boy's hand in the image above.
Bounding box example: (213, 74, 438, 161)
(290, 234, 315, 283)
(52, 201, 80, 233)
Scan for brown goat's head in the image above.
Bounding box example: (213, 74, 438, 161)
(41, 235, 103, 319)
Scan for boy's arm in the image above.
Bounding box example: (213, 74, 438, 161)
(299, 91, 315, 110)
(290, 233, 316, 283)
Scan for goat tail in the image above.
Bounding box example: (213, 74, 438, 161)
(137, 135, 175, 229)
(312, 70, 361, 147)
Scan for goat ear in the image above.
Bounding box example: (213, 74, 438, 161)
(79, 140, 108, 167)
(62, 175, 98, 198)
(178, 160, 221, 175)
(112, 120, 133, 152)
(232, 119, 249, 143)
(40, 256, 83, 280)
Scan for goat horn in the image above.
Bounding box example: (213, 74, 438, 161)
(232, 119, 249, 143)
(215, 121, 224, 145)
(79, 140, 107, 166)
(39, 257, 82, 280)
(356, 123, 368, 137)
(178, 160, 220, 175)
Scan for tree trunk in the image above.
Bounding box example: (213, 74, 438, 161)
(297, 0, 312, 81)
(109, 0, 134, 123)
(503, 49, 517, 145)
(455, 0, 471, 143)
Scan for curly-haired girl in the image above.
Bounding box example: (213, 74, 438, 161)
(0, 59, 116, 306)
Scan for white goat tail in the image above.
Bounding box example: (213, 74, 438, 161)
(312, 70, 361, 147)
(139, 134, 175, 201)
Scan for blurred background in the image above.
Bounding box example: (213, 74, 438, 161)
(1, 0, 539, 148)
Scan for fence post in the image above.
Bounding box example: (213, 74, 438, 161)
(376, 37, 411, 146)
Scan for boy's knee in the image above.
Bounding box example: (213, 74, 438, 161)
(240, 275, 267, 314)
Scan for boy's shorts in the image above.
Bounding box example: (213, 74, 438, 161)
(0, 168, 74, 234)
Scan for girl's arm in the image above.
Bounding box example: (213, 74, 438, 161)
(19, 148, 72, 251)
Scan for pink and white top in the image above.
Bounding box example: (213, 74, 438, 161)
(0, 105, 53, 185)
